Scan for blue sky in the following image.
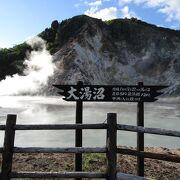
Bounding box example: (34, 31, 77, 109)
(0, 0, 179, 48)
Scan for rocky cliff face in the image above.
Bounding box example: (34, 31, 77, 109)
(44, 15, 180, 96)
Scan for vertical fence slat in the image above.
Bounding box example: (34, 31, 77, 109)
(1, 114, 17, 180)
(75, 81, 83, 180)
(137, 82, 144, 177)
(106, 113, 117, 180)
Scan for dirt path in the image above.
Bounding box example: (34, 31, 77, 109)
(0, 146, 179, 179)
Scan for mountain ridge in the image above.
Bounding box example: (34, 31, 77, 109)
(46, 15, 180, 96)
(0, 15, 180, 96)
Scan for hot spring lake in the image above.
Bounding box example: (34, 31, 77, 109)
(0, 96, 179, 148)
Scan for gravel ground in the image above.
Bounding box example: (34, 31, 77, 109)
(0, 147, 179, 180)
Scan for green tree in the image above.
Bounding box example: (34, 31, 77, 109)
(51, 20, 59, 30)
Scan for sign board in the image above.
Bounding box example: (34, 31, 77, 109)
(54, 84, 167, 102)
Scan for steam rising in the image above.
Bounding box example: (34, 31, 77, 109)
(0, 37, 56, 95)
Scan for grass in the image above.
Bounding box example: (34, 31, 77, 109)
(83, 153, 106, 172)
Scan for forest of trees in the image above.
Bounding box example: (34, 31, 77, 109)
(0, 20, 59, 80)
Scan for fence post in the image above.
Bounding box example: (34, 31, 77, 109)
(106, 113, 117, 180)
(1, 114, 17, 180)
(75, 81, 83, 180)
(137, 82, 144, 177)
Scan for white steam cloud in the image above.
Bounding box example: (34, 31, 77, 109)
(0, 37, 56, 96)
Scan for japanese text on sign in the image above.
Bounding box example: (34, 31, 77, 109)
(66, 86, 105, 100)
(54, 84, 167, 102)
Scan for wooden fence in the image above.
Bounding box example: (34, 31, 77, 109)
(0, 113, 180, 180)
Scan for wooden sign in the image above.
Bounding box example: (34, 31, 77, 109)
(53, 81, 167, 176)
(53, 84, 167, 102)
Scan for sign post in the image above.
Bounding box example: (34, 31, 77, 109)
(75, 81, 83, 180)
(137, 82, 144, 176)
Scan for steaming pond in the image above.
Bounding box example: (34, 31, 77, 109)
(0, 96, 179, 148)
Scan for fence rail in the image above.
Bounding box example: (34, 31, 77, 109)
(117, 124, 180, 137)
(1, 123, 180, 136)
(13, 147, 107, 153)
(10, 171, 149, 179)
(10, 172, 107, 179)
(117, 148, 180, 163)
(0, 113, 180, 180)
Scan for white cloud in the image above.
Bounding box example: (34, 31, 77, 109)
(157, 1, 180, 22)
(84, 1, 137, 21)
(74, 3, 80, 8)
(118, 0, 180, 22)
(144, 0, 165, 7)
(84, 0, 118, 20)
(118, 0, 133, 6)
(88, 0, 102, 6)
(85, 7, 118, 20)
(121, 6, 137, 18)
(85, 0, 102, 15)
(85, 6, 99, 15)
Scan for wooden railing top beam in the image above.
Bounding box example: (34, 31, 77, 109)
(13, 147, 107, 153)
(0, 124, 107, 130)
(117, 124, 180, 137)
(1, 123, 179, 137)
